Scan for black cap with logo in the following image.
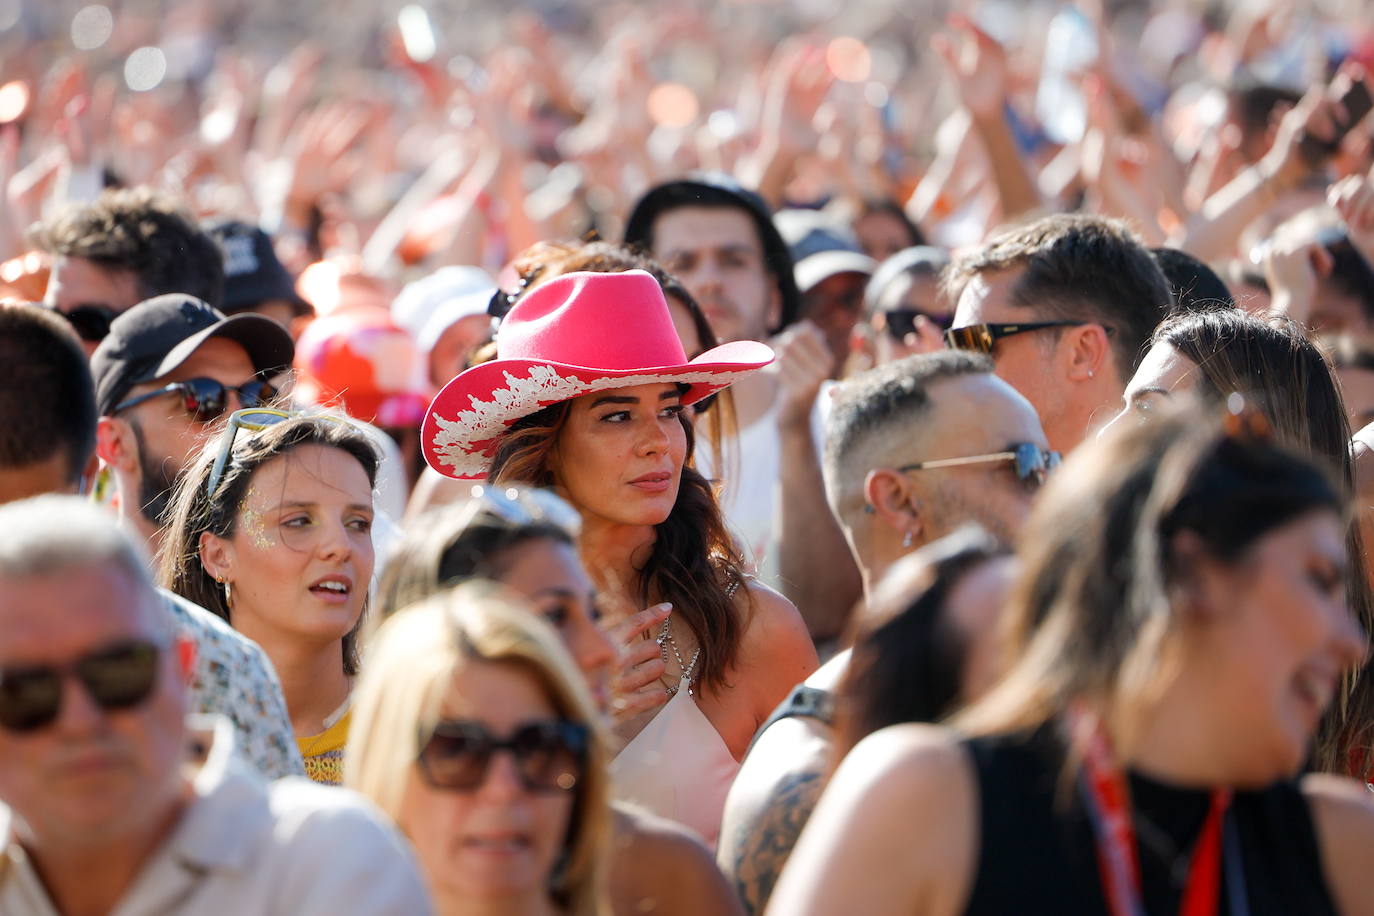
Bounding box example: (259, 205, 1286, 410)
(207, 220, 311, 315)
(91, 294, 295, 416)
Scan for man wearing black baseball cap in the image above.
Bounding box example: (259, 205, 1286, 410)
(93, 294, 294, 551)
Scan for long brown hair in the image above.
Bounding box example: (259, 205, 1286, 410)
(1153, 310, 1374, 773)
(488, 400, 747, 693)
(158, 415, 380, 675)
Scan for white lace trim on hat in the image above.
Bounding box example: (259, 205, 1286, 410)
(430, 363, 742, 477)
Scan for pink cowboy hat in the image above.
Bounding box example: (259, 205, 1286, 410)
(423, 269, 774, 479)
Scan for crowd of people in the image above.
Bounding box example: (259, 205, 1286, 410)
(6, 0, 1374, 913)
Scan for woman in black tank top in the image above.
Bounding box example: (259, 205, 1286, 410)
(767, 407, 1374, 915)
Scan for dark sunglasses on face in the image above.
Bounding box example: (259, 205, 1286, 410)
(0, 640, 164, 733)
(943, 321, 1103, 353)
(114, 377, 278, 422)
(416, 719, 589, 793)
(882, 308, 955, 341)
(50, 303, 118, 343)
(899, 442, 1062, 488)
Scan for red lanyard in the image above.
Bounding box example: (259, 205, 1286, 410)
(1065, 706, 1232, 916)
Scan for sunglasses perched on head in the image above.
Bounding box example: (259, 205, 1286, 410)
(417, 719, 589, 792)
(944, 321, 1108, 353)
(899, 442, 1062, 488)
(51, 303, 118, 343)
(468, 484, 583, 535)
(205, 407, 354, 498)
(114, 377, 278, 422)
(0, 640, 164, 732)
(882, 308, 954, 341)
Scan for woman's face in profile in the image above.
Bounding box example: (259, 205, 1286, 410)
(398, 660, 578, 906)
(1100, 341, 1200, 439)
(553, 382, 688, 528)
(1181, 509, 1364, 785)
(494, 536, 615, 709)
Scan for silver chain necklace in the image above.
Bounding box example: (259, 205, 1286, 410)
(657, 618, 701, 697)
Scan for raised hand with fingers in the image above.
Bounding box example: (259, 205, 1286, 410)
(931, 13, 1009, 122)
(1330, 172, 1374, 267)
(1261, 235, 1333, 326)
(772, 319, 834, 429)
(606, 602, 674, 726)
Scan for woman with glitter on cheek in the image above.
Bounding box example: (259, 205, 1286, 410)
(158, 411, 380, 785)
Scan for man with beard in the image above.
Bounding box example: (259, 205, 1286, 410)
(93, 295, 294, 555)
(625, 175, 861, 640)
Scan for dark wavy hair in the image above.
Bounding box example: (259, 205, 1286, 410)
(834, 526, 1007, 758)
(1152, 310, 1374, 774)
(157, 415, 380, 675)
(32, 186, 226, 307)
(487, 401, 747, 693)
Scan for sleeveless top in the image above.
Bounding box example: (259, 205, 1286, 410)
(961, 729, 1339, 915)
(610, 676, 740, 850)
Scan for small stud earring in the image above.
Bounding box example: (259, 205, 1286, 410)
(902, 530, 914, 549)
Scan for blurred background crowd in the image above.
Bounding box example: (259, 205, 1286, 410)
(8, 0, 1374, 914)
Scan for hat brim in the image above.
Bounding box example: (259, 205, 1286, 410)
(423, 339, 773, 479)
(143, 313, 296, 385)
(794, 251, 878, 294)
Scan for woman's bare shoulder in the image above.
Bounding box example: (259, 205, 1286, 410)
(1302, 773, 1374, 916)
(765, 723, 978, 916)
(733, 579, 820, 708)
(610, 804, 745, 916)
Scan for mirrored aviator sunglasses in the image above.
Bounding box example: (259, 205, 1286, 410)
(115, 377, 279, 423)
(0, 640, 163, 732)
(416, 719, 590, 792)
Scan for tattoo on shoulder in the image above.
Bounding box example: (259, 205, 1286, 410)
(729, 769, 826, 916)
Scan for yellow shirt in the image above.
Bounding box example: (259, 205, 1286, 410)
(297, 708, 351, 786)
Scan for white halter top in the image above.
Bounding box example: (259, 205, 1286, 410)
(609, 676, 740, 849)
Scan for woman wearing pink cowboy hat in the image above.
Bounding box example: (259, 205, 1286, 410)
(423, 269, 819, 848)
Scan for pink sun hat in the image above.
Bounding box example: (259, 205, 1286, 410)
(423, 269, 774, 479)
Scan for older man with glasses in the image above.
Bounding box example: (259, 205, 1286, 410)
(944, 213, 1173, 453)
(0, 496, 432, 915)
(91, 294, 293, 556)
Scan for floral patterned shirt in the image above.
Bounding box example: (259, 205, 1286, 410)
(162, 590, 304, 779)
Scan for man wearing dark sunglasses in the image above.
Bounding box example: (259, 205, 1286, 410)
(92, 294, 293, 552)
(720, 350, 1052, 914)
(35, 186, 226, 355)
(0, 498, 431, 914)
(945, 214, 1172, 452)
